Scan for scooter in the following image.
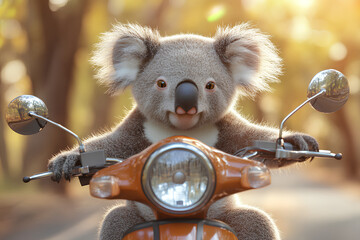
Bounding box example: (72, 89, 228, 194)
(5, 69, 349, 239)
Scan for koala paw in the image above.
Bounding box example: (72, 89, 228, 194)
(48, 152, 80, 182)
(283, 133, 319, 152)
(282, 134, 319, 165)
(264, 134, 319, 168)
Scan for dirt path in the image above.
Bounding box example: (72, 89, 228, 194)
(1, 166, 360, 240)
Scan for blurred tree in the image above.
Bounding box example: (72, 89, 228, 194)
(331, 54, 358, 178)
(19, 0, 171, 193)
(0, 68, 9, 178)
(146, 0, 170, 29)
(21, 0, 89, 193)
(0, 0, 20, 179)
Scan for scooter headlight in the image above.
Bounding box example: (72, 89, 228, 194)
(142, 143, 215, 214)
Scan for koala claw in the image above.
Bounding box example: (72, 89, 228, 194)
(48, 153, 80, 182)
(283, 134, 319, 152)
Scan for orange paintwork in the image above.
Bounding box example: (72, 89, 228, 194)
(90, 136, 269, 219)
(203, 224, 238, 240)
(122, 227, 154, 240)
(159, 223, 197, 239)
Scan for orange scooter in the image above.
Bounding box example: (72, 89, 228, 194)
(6, 69, 349, 239)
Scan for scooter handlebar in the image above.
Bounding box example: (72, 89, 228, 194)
(23, 171, 53, 183)
(23, 158, 124, 183)
(236, 141, 342, 161)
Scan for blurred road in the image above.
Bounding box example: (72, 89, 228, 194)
(242, 166, 360, 240)
(1, 166, 360, 240)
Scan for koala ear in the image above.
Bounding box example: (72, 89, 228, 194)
(91, 23, 160, 94)
(214, 24, 282, 95)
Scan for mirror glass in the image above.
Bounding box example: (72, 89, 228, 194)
(307, 69, 350, 113)
(5, 95, 48, 135)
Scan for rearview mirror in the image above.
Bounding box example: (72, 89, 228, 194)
(5, 95, 48, 135)
(278, 69, 350, 145)
(307, 69, 349, 113)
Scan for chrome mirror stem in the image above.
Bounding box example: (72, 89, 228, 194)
(277, 89, 326, 148)
(29, 111, 86, 153)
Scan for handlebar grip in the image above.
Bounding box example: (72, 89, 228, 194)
(23, 176, 31, 183)
(23, 171, 54, 183)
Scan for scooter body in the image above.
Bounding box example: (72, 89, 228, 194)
(89, 135, 272, 239)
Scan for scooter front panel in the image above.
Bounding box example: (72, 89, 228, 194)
(122, 219, 237, 240)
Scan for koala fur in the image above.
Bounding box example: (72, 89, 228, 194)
(48, 23, 319, 239)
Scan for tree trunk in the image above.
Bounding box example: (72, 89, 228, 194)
(22, 0, 88, 194)
(146, 0, 170, 29)
(330, 108, 358, 178)
(0, 77, 10, 179)
(330, 47, 359, 179)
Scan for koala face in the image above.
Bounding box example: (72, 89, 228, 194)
(92, 24, 281, 130)
(133, 36, 236, 129)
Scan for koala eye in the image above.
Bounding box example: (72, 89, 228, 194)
(205, 81, 216, 90)
(156, 79, 167, 89)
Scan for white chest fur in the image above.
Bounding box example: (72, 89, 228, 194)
(143, 120, 219, 147)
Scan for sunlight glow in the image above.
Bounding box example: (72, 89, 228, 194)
(107, 0, 124, 16)
(207, 5, 226, 22)
(311, 30, 334, 47)
(329, 42, 347, 61)
(1, 19, 22, 39)
(289, 0, 314, 11)
(49, 0, 69, 12)
(241, 0, 266, 11)
(1, 60, 26, 84)
(291, 16, 311, 41)
(348, 75, 360, 94)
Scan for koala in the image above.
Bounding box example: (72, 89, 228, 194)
(48, 23, 318, 240)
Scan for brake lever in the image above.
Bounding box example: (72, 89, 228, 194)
(275, 149, 342, 160)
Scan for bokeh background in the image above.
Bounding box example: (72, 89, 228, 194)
(0, 0, 359, 239)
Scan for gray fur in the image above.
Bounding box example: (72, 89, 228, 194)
(208, 195, 281, 240)
(214, 24, 282, 95)
(91, 24, 160, 94)
(48, 23, 319, 239)
(48, 108, 151, 182)
(99, 201, 154, 240)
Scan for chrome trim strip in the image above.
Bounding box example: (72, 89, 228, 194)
(123, 219, 237, 238)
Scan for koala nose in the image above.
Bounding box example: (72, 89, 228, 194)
(175, 80, 198, 115)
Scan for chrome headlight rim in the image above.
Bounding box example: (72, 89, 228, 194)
(142, 142, 216, 215)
